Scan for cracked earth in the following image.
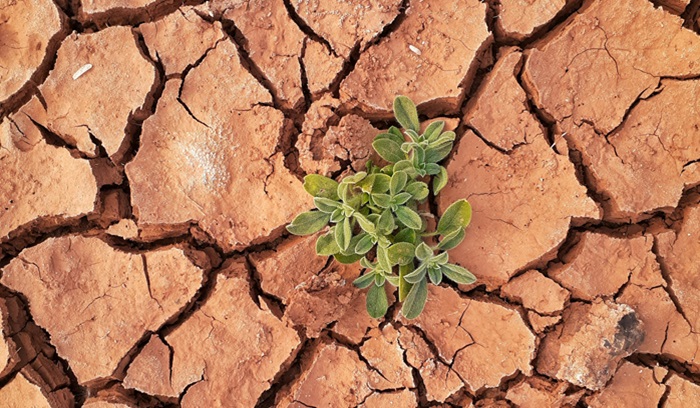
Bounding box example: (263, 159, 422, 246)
(1, 0, 700, 406)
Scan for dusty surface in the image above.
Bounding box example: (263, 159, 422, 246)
(2, 0, 700, 406)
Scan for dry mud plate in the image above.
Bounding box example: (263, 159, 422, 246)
(2, 0, 700, 406)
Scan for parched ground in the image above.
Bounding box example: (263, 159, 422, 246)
(1, 0, 700, 406)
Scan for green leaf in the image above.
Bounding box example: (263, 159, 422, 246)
(372, 193, 392, 209)
(425, 142, 453, 163)
(375, 273, 386, 286)
(354, 212, 376, 234)
(355, 233, 375, 254)
(343, 171, 367, 184)
(377, 209, 395, 235)
(394, 228, 417, 245)
(434, 131, 456, 144)
(433, 251, 449, 265)
(316, 231, 340, 255)
(393, 160, 418, 178)
(335, 217, 352, 250)
(415, 242, 433, 261)
(424, 121, 445, 142)
(395, 206, 422, 230)
(405, 129, 420, 142)
(393, 95, 420, 132)
(385, 275, 400, 287)
(376, 131, 405, 145)
(404, 263, 427, 284)
(359, 173, 391, 194)
(330, 208, 344, 223)
(314, 197, 341, 213)
(353, 272, 376, 289)
(367, 283, 389, 319)
(402, 277, 428, 319)
(390, 171, 408, 195)
(334, 252, 363, 264)
(393, 192, 413, 206)
(437, 227, 465, 251)
(441, 263, 477, 285)
(428, 267, 443, 285)
(433, 166, 448, 195)
(425, 163, 442, 175)
(387, 242, 415, 266)
(388, 126, 404, 138)
(304, 174, 339, 200)
(405, 181, 429, 201)
(437, 199, 472, 234)
(377, 245, 392, 273)
(373, 138, 405, 163)
(399, 263, 414, 302)
(287, 211, 330, 235)
(413, 145, 425, 166)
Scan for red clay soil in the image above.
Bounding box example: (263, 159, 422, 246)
(1, 0, 700, 407)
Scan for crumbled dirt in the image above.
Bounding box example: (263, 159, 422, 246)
(2, 0, 700, 406)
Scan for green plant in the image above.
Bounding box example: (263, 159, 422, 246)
(286, 96, 475, 319)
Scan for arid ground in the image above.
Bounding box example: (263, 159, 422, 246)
(2, 0, 700, 406)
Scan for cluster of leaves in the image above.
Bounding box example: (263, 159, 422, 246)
(287, 96, 475, 319)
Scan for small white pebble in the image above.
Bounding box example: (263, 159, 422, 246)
(409, 44, 422, 55)
(72, 63, 92, 80)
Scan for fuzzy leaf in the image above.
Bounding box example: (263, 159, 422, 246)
(398, 263, 414, 302)
(387, 242, 415, 266)
(393, 160, 418, 178)
(335, 217, 352, 250)
(377, 245, 392, 273)
(393, 95, 420, 132)
(425, 142, 453, 163)
(437, 227, 465, 251)
(425, 163, 442, 175)
(415, 242, 433, 261)
(386, 275, 400, 287)
(402, 277, 428, 319)
(354, 213, 376, 234)
(437, 199, 472, 234)
(375, 273, 386, 286)
(428, 267, 443, 285)
(330, 208, 344, 223)
(424, 121, 445, 142)
(404, 263, 427, 284)
(405, 129, 420, 142)
(405, 181, 429, 201)
(373, 138, 405, 163)
(433, 166, 448, 195)
(355, 233, 375, 254)
(314, 197, 341, 213)
(390, 171, 409, 195)
(388, 126, 404, 138)
(433, 251, 449, 265)
(304, 174, 339, 200)
(367, 283, 389, 319)
(353, 272, 376, 289)
(393, 192, 413, 206)
(287, 211, 330, 235)
(316, 231, 340, 256)
(441, 263, 476, 285)
(358, 173, 391, 194)
(334, 252, 363, 264)
(395, 206, 422, 230)
(372, 193, 392, 209)
(394, 228, 417, 245)
(377, 209, 395, 235)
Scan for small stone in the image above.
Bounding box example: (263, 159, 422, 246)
(537, 300, 644, 390)
(505, 376, 583, 408)
(126, 40, 310, 251)
(665, 374, 700, 408)
(340, 0, 492, 116)
(1, 120, 97, 241)
(496, 0, 566, 41)
(105, 219, 139, 240)
(1, 236, 203, 383)
(293, 0, 403, 59)
(465, 48, 542, 151)
(653, 365, 668, 383)
(0, 0, 64, 103)
(398, 327, 463, 402)
(164, 260, 300, 407)
(360, 389, 417, 407)
(123, 335, 177, 398)
(587, 362, 665, 408)
(527, 312, 561, 334)
(548, 233, 657, 300)
(406, 286, 536, 392)
(439, 131, 599, 288)
(303, 39, 345, 98)
(13, 27, 155, 159)
(360, 327, 414, 389)
(140, 7, 227, 76)
(0, 373, 51, 408)
(501, 270, 569, 314)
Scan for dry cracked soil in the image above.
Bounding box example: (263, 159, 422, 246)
(1, 0, 700, 407)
